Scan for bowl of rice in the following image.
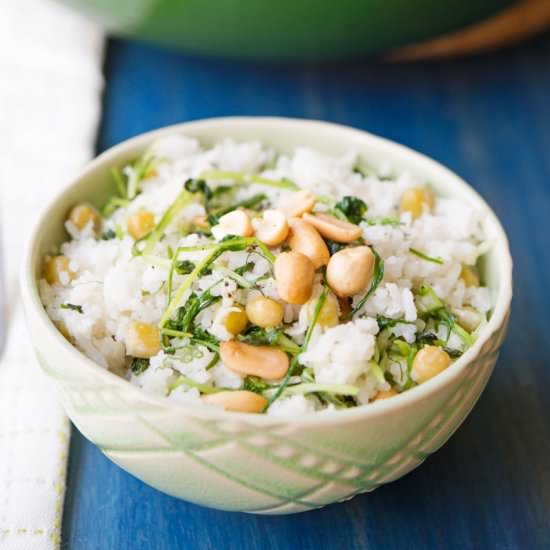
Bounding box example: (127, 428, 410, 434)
(21, 117, 512, 513)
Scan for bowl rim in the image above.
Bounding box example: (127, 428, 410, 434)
(21, 116, 513, 426)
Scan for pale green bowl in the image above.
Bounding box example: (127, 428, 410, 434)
(21, 118, 512, 513)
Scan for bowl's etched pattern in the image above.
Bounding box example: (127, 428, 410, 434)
(34, 311, 508, 513)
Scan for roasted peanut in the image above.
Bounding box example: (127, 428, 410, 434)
(302, 212, 362, 243)
(326, 246, 374, 297)
(274, 251, 315, 305)
(279, 189, 316, 218)
(202, 390, 267, 413)
(254, 209, 289, 246)
(220, 340, 289, 380)
(287, 218, 329, 269)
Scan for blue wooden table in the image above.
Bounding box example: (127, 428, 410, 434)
(63, 35, 550, 549)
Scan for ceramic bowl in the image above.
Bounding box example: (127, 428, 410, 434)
(56, 0, 511, 60)
(21, 118, 512, 513)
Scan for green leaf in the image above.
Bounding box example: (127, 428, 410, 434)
(234, 261, 255, 275)
(60, 303, 83, 313)
(100, 196, 130, 217)
(131, 358, 149, 375)
(111, 166, 127, 198)
(266, 286, 328, 409)
(244, 376, 270, 394)
(346, 247, 384, 319)
(239, 327, 301, 356)
(267, 382, 359, 398)
(174, 260, 195, 275)
(184, 178, 212, 199)
(161, 236, 274, 329)
(376, 316, 416, 331)
(208, 193, 267, 226)
(100, 229, 117, 241)
(169, 374, 220, 395)
(127, 154, 159, 199)
(200, 170, 299, 191)
(133, 188, 200, 256)
(409, 247, 444, 265)
(365, 217, 403, 227)
(333, 195, 367, 224)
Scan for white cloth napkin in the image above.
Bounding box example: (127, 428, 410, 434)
(0, 1, 103, 548)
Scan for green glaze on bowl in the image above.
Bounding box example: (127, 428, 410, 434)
(57, 0, 512, 60)
(21, 118, 512, 513)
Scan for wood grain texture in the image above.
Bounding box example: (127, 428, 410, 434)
(390, 0, 550, 60)
(63, 33, 550, 549)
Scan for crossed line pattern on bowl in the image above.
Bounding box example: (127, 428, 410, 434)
(37, 312, 507, 513)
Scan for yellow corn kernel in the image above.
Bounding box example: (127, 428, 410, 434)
(460, 265, 480, 287)
(127, 210, 155, 240)
(68, 203, 102, 233)
(314, 293, 340, 328)
(224, 306, 248, 335)
(43, 255, 76, 285)
(400, 186, 434, 219)
(412, 346, 451, 384)
(126, 322, 161, 358)
(246, 297, 284, 328)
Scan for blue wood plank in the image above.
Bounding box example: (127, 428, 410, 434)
(63, 34, 550, 549)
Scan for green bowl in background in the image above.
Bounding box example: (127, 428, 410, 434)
(57, 0, 512, 60)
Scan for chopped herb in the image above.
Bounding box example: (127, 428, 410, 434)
(333, 196, 367, 225)
(409, 248, 444, 265)
(131, 357, 149, 375)
(160, 328, 193, 339)
(166, 289, 221, 334)
(414, 285, 444, 316)
(353, 164, 394, 181)
(100, 196, 130, 217)
(60, 303, 83, 313)
(175, 260, 195, 275)
(169, 374, 219, 395)
(161, 236, 275, 328)
(100, 229, 117, 240)
(208, 193, 267, 226)
(365, 217, 403, 227)
(265, 382, 359, 399)
(346, 248, 384, 319)
(376, 316, 416, 331)
(127, 154, 158, 199)
(214, 265, 254, 289)
(324, 237, 363, 256)
(184, 178, 212, 199)
(205, 352, 220, 370)
(444, 347, 463, 359)
(234, 261, 255, 276)
(239, 327, 301, 355)
(133, 187, 201, 256)
(190, 327, 220, 352)
(200, 170, 299, 191)
(353, 164, 371, 177)
(415, 331, 439, 345)
(414, 285, 474, 347)
(111, 166, 127, 198)
(244, 376, 270, 394)
(325, 239, 346, 255)
(266, 285, 328, 409)
(438, 308, 474, 347)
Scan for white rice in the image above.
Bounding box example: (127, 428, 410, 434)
(40, 135, 492, 416)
